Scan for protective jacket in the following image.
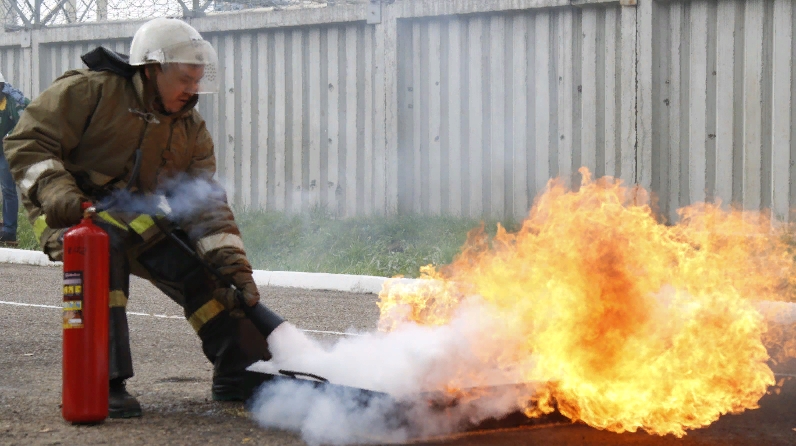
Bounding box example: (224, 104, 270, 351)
(3, 44, 268, 403)
(3, 51, 249, 276)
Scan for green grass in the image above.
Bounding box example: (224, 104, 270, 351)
(236, 208, 519, 277)
(15, 207, 518, 278)
(15, 208, 39, 250)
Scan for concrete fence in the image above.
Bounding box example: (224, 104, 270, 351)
(0, 0, 794, 223)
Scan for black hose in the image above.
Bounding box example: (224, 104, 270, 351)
(94, 148, 142, 213)
(93, 148, 286, 339)
(127, 148, 142, 192)
(151, 218, 285, 339)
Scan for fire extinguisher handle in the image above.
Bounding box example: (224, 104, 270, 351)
(83, 206, 97, 218)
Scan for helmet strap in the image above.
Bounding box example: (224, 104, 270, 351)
(144, 64, 170, 116)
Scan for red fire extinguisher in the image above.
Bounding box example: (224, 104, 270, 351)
(62, 202, 109, 423)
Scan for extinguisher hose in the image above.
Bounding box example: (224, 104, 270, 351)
(151, 218, 285, 339)
(91, 147, 286, 339)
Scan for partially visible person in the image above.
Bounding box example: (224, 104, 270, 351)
(0, 73, 30, 246)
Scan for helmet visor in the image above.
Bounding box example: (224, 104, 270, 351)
(150, 40, 218, 94)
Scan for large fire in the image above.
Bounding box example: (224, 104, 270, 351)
(377, 168, 796, 437)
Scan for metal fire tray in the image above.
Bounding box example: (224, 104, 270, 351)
(242, 368, 569, 439)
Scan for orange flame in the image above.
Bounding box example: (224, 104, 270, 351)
(378, 168, 796, 437)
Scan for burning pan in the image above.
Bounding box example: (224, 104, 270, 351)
(242, 367, 570, 439)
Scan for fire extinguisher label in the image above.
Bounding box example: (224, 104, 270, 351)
(63, 271, 84, 329)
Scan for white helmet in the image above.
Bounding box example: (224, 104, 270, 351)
(129, 18, 218, 93)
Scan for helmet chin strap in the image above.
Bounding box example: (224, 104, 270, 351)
(144, 64, 170, 115)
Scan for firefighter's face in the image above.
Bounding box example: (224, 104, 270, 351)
(153, 63, 204, 113)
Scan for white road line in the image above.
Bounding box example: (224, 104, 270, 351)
(0, 300, 59, 309)
(127, 312, 183, 319)
(301, 329, 364, 337)
(0, 300, 360, 337)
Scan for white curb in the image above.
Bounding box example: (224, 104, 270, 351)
(6, 246, 791, 320)
(0, 247, 408, 294)
(252, 270, 392, 294)
(0, 247, 60, 267)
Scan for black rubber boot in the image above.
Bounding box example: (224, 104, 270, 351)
(212, 379, 246, 402)
(109, 378, 142, 418)
(199, 311, 271, 402)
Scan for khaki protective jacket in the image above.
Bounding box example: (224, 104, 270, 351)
(3, 68, 247, 266)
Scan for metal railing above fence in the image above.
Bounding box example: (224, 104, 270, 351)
(1, 0, 372, 29)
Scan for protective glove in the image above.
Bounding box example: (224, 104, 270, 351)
(230, 271, 260, 307)
(210, 247, 260, 307)
(42, 191, 87, 228)
(212, 288, 241, 312)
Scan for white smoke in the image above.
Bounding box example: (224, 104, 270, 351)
(97, 175, 232, 237)
(249, 297, 542, 445)
(157, 175, 230, 221)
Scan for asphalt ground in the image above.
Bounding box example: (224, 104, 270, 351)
(1, 263, 795, 446)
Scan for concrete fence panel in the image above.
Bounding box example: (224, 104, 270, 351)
(1, 0, 794, 222)
(395, 4, 636, 220)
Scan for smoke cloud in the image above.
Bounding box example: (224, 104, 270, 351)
(100, 175, 226, 217)
(249, 295, 542, 445)
(96, 174, 230, 237)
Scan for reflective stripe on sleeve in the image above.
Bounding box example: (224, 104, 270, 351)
(19, 159, 65, 194)
(195, 233, 245, 256)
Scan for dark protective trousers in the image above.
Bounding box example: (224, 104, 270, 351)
(52, 220, 270, 385)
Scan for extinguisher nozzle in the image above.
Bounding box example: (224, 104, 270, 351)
(241, 300, 285, 339)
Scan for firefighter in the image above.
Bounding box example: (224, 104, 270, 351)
(3, 18, 269, 418)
